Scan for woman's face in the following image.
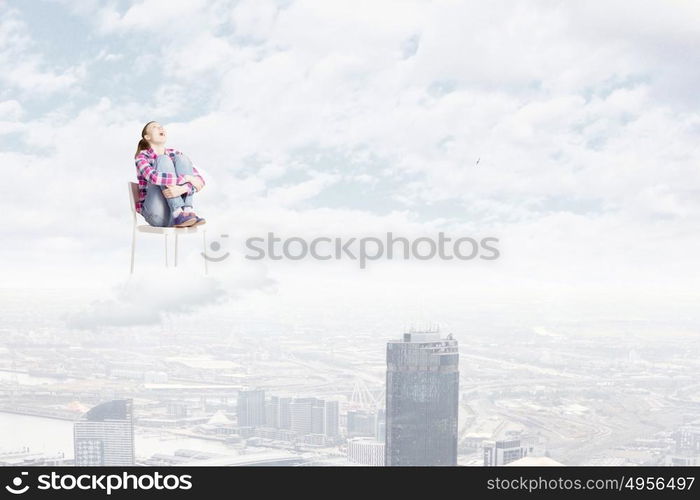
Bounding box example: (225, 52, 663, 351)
(144, 122, 167, 145)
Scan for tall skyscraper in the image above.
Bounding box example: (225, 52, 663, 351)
(385, 330, 459, 466)
(74, 399, 135, 466)
(237, 389, 266, 427)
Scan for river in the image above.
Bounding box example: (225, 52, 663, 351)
(0, 412, 239, 460)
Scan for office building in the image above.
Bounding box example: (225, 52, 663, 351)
(673, 426, 700, 454)
(325, 400, 340, 438)
(237, 389, 266, 428)
(279, 397, 292, 429)
(311, 403, 325, 434)
(74, 399, 135, 466)
(265, 396, 280, 428)
(483, 439, 529, 466)
(290, 398, 317, 435)
(347, 410, 376, 438)
(348, 437, 385, 466)
(375, 408, 386, 442)
(385, 330, 459, 466)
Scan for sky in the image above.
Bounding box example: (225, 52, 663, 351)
(2, 0, 700, 332)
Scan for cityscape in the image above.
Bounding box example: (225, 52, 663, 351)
(1, 289, 699, 467)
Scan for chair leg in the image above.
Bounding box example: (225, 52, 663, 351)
(203, 230, 208, 275)
(175, 233, 179, 267)
(130, 226, 136, 274)
(164, 233, 169, 268)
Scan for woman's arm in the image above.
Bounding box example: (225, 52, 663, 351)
(186, 167, 205, 192)
(173, 151, 205, 193)
(135, 152, 189, 186)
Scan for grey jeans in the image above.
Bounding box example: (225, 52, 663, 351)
(142, 154, 195, 227)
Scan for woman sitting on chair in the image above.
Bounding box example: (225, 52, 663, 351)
(134, 121, 206, 228)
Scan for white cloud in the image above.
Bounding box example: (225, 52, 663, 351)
(98, 0, 215, 33)
(229, 0, 280, 41)
(66, 250, 275, 328)
(66, 271, 227, 328)
(0, 99, 23, 120)
(0, 8, 85, 96)
(267, 172, 340, 206)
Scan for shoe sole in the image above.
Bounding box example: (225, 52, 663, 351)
(192, 219, 207, 227)
(174, 218, 197, 228)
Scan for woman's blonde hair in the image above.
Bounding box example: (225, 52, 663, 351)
(135, 121, 157, 158)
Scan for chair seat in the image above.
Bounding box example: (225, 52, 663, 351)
(136, 224, 201, 234)
(129, 180, 208, 274)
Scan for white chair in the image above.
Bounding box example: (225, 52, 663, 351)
(128, 182, 208, 274)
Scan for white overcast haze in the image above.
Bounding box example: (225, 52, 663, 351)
(2, 0, 700, 330)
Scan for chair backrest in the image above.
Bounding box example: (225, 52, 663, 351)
(128, 182, 139, 215)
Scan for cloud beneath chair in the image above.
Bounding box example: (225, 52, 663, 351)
(67, 260, 275, 329)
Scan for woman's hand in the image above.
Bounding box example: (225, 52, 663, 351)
(189, 176, 205, 192)
(162, 184, 189, 198)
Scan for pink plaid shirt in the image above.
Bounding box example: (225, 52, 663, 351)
(134, 148, 205, 214)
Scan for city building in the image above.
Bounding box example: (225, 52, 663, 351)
(483, 439, 530, 466)
(506, 456, 563, 466)
(265, 396, 280, 428)
(348, 437, 385, 466)
(311, 403, 324, 434)
(325, 400, 340, 438)
(347, 410, 376, 437)
(385, 330, 459, 466)
(252, 427, 298, 442)
(166, 401, 188, 419)
(279, 397, 292, 430)
(666, 425, 700, 465)
(301, 433, 328, 447)
(290, 398, 316, 435)
(375, 408, 386, 442)
(237, 389, 266, 427)
(665, 456, 698, 466)
(271, 397, 341, 439)
(73, 399, 135, 466)
(673, 426, 700, 454)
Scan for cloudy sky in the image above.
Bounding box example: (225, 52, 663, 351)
(2, 0, 700, 331)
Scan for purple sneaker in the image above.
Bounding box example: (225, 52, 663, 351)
(184, 212, 206, 226)
(172, 212, 197, 227)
